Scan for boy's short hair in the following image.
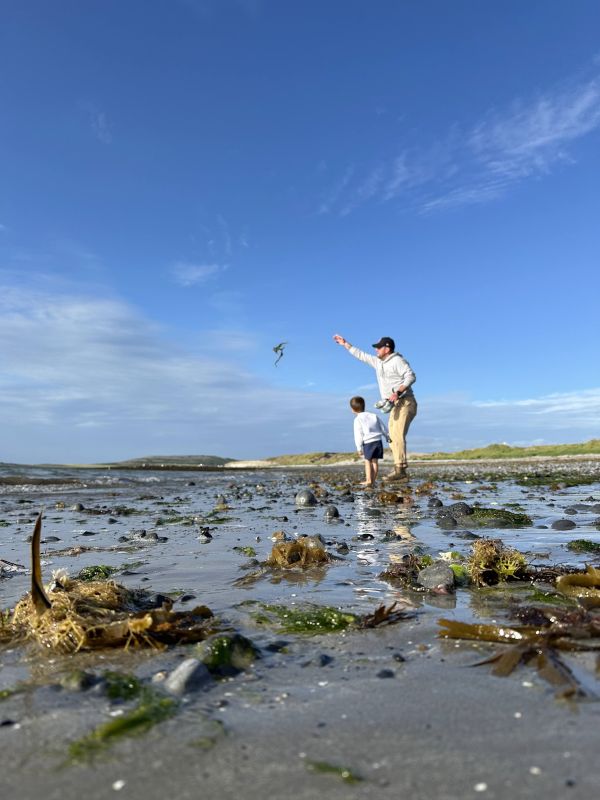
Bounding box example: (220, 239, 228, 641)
(350, 396, 365, 412)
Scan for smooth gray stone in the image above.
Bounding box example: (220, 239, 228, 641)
(163, 658, 211, 696)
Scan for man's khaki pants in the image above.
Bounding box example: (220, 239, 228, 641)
(389, 396, 417, 469)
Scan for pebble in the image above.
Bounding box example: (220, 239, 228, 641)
(163, 658, 212, 696)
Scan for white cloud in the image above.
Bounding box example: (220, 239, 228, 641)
(0, 284, 348, 462)
(172, 262, 226, 286)
(321, 67, 600, 216)
(0, 283, 597, 463)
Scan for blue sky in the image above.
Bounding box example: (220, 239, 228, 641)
(1, 0, 599, 463)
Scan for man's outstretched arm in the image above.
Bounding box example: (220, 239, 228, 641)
(333, 334, 378, 367)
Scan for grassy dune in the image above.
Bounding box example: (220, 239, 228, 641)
(420, 439, 600, 460)
(265, 440, 600, 465)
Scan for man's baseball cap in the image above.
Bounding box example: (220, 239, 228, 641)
(372, 336, 395, 350)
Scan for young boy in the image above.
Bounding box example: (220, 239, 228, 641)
(350, 396, 390, 487)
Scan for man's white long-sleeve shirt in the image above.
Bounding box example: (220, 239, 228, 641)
(353, 411, 388, 452)
(348, 347, 416, 400)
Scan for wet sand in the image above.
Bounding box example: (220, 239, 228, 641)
(1, 460, 600, 799)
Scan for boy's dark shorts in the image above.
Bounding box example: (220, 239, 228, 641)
(363, 440, 383, 461)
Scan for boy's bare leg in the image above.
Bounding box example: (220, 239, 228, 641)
(362, 460, 375, 486)
(372, 459, 379, 483)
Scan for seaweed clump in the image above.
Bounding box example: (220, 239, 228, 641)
(438, 604, 600, 702)
(3, 514, 217, 653)
(266, 535, 330, 568)
(467, 538, 527, 586)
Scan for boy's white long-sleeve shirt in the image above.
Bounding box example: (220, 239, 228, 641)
(353, 411, 388, 452)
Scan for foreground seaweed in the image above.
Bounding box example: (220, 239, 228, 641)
(438, 602, 600, 701)
(468, 539, 528, 586)
(69, 685, 178, 760)
(253, 601, 413, 634)
(2, 514, 218, 652)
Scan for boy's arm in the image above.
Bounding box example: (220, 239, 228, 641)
(353, 417, 363, 453)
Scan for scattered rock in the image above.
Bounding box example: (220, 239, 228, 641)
(551, 519, 577, 531)
(417, 562, 455, 592)
(163, 658, 211, 695)
(295, 489, 318, 508)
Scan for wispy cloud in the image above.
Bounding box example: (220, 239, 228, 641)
(82, 102, 113, 144)
(321, 67, 600, 216)
(1, 282, 597, 463)
(0, 284, 347, 462)
(172, 262, 226, 286)
(412, 388, 600, 452)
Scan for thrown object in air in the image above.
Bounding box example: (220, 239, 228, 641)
(273, 341, 288, 366)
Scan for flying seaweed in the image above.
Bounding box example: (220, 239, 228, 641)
(273, 341, 287, 366)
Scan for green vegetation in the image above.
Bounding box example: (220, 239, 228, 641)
(102, 671, 143, 701)
(421, 439, 600, 460)
(196, 633, 259, 674)
(233, 546, 257, 557)
(69, 687, 178, 759)
(77, 565, 117, 581)
(566, 539, 600, 554)
(468, 507, 532, 527)
(253, 603, 357, 634)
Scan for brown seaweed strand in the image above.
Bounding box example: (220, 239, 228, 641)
(31, 513, 51, 614)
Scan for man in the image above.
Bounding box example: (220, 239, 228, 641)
(333, 334, 417, 481)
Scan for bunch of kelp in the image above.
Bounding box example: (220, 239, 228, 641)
(1, 515, 217, 653)
(439, 565, 600, 701)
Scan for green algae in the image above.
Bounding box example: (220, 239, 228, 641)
(306, 760, 363, 783)
(467, 507, 532, 527)
(76, 565, 117, 581)
(233, 545, 257, 557)
(0, 685, 23, 701)
(68, 687, 178, 760)
(449, 563, 470, 585)
(254, 603, 357, 634)
(196, 633, 259, 675)
(103, 671, 143, 701)
(566, 539, 600, 554)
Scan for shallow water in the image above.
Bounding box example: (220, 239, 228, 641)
(1, 463, 599, 622)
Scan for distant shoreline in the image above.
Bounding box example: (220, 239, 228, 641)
(2, 452, 600, 473)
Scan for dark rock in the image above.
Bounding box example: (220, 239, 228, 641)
(295, 489, 318, 508)
(377, 669, 395, 678)
(428, 498, 443, 508)
(417, 562, 455, 592)
(453, 531, 480, 540)
(564, 507, 578, 515)
(70, 503, 85, 511)
(336, 542, 350, 554)
(448, 502, 473, 516)
(437, 515, 457, 530)
(551, 519, 577, 531)
(324, 505, 340, 520)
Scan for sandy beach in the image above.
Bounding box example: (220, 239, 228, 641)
(1, 459, 600, 799)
